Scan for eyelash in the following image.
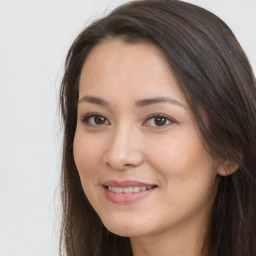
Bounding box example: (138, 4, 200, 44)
(143, 114, 175, 128)
(80, 112, 110, 126)
(80, 113, 175, 128)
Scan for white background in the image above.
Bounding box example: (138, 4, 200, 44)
(0, 0, 255, 255)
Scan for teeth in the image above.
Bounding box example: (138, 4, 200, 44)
(124, 187, 133, 194)
(133, 186, 140, 192)
(108, 186, 153, 194)
(114, 187, 123, 193)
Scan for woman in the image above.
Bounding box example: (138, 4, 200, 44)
(59, 0, 256, 255)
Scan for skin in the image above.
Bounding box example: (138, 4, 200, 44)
(73, 39, 220, 256)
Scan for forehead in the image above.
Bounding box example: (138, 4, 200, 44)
(78, 38, 185, 104)
(80, 39, 171, 78)
(84, 38, 167, 66)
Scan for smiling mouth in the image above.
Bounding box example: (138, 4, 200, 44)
(103, 182, 157, 204)
(106, 185, 156, 194)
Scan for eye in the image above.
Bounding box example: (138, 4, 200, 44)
(143, 114, 174, 128)
(80, 113, 110, 126)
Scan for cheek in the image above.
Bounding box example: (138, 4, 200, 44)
(148, 134, 217, 224)
(73, 131, 105, 205)
(73, 131, 103, 175)
(147, 128, 216, 188)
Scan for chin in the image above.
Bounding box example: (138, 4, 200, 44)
(102, 218, 148, 237)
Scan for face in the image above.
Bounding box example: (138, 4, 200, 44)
(73, 39, 219, 240)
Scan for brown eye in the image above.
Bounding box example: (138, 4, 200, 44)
(143, 114, 174, 128)
(81, 114, 110, 126)
(154, 117, 167, 126)
(94, 116, 106, 125)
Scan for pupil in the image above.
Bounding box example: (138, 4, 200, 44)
(155, 117, 166, 126)
(95, 116, 105, 124)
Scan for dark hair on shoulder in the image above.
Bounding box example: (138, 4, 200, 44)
(59, 0, 256, 255)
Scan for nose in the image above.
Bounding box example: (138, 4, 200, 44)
(103, 123, 144, 171)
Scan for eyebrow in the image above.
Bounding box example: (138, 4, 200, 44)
(78, 95, 109, 106)
(78, 95, 185, 108)
(135, 96, 185, 108)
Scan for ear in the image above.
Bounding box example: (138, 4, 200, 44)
(217, 159, 239, 176)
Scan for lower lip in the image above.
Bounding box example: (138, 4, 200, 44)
(104, 186, 156, 204)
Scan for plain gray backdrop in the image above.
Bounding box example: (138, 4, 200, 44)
(0, 0, 255, 255)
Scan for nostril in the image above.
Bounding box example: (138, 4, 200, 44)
(103, 150, 143, 170)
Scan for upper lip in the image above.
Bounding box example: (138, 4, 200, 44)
(102, 180, 157, 188)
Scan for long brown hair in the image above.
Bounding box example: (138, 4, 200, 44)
(59, 1, 256, 255)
